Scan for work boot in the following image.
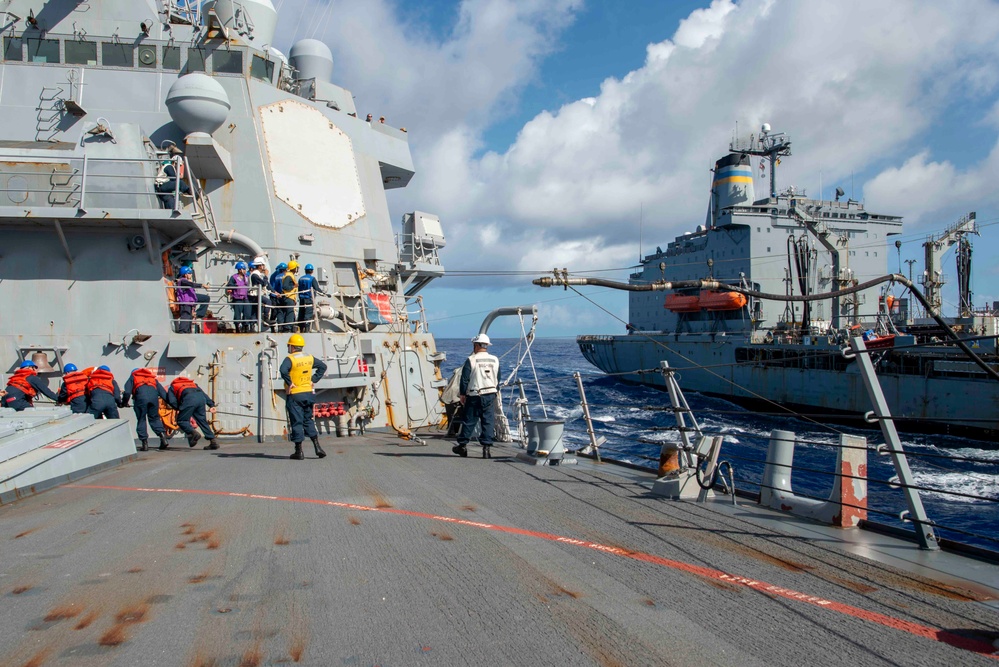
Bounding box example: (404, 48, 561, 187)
(158, 434, 169, 450)
(482, 446, 491, 459)
(187, 432, 201, 448)
(452, 444, 468, 458)
(290, 443, 305, 460)
(312, 437, 326, 459)
(204, 440, 220, 450)
(139, 439, 148, 452)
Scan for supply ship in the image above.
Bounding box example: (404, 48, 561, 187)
(544, 125, 999, 440)
(0, 0, 448, 440)
(2, 5, 999, 666)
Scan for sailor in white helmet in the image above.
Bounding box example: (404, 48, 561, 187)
(453, 333, 501, 459)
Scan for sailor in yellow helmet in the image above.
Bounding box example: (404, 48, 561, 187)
(279, 333, 328, 460)
(278, 260, 300, 333)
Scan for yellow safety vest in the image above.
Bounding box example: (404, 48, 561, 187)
(286, 352, 314, 394)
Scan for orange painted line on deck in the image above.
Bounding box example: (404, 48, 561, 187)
(66, 483, 998, 658)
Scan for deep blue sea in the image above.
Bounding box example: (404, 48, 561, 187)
(437, 337, 999, 552)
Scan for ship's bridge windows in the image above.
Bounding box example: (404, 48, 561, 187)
(163, 46, 182, 70)
(102, 42, 134, 68)
(65, 40, 97, 66)
(212, 50, 243, 75)
(251, 54, 275, 81)
(186, 48, 207, 73)
(3, 37, 22, 61)
(27, 38, 60, 63)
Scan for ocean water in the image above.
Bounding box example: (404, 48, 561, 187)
(437, 337, 999, 552)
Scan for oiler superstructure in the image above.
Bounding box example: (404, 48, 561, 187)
(0, 0, 447, 438)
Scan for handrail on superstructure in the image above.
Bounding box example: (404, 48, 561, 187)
(0, 153, 216, 239)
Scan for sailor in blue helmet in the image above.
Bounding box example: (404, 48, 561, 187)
(120, 368, 170, 451)
(2, 360, 58, 411)
(168, 376, 219, 450)
(56, 363, 92, 414)
(269, 262, 288, 293)
(87, 365, 121, 419)
(226, 261, 251, 332)
(175, 265, 210, 334)
(297, 263, 327, 333)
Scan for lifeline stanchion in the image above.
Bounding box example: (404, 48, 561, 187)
(574, 372, 604, 462)
(846, 336, 938, 550)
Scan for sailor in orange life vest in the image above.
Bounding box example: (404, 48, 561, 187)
(279, 333, 328, 460)
(167, 376, 219, 450)
(453, 333, 500, 459)
(120, 368, 171, 451)
(87, 365, 121, 419)
(56, 363, 93, 414)
(2, 360, 59, 411)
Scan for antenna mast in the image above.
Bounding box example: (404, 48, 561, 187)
(732, 123, 791, 199)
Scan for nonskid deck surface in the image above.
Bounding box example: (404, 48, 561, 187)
(1, 436, 997, 667)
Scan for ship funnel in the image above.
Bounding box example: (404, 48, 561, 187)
(165, 74, 231, 136)
(712, 153, 754, 220)
(289, 39, 334, 83)
(203, 0, 278, 48)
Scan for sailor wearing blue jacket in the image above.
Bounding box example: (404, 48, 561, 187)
(297, 264, 327, 333)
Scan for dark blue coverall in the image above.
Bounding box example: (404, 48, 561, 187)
(155, 163, 191, 209)
(279, 355, 328, 444)
(250, 271, 272, 330)
(457, 358, 496, 449)
(121, 376, 169, 442)
(88, 381, 121, 419)
(277, 272, 297, 332)
(56, 383, 89, 414)
(3, 376, 58, 411)
(168, 384, 216, 444)
(297, 273, 327, 332)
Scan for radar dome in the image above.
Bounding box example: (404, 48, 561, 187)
(268, 46, 288, 66)
(289, 39, 334, 83)
(202, 0, 278, 47)
(165, 74, 231, 135)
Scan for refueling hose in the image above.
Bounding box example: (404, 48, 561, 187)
(534, 271, 999, 383)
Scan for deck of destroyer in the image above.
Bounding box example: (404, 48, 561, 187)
(1, 433, 998, 666)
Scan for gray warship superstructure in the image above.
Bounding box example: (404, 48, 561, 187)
(560, 126, 999, 439)
(0, 0, 448, 439)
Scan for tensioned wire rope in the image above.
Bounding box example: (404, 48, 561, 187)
(560, 282, 851, 436)
(441, 213, 999, 279)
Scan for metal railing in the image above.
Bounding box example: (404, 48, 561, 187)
(532, 362, 999, 557)
(163, 283, 430, 335)
(0, 153, 218, 240)
(396, 232, 444, 266)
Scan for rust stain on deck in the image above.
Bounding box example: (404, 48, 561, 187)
(43, 603, 82, 622)
(74, 610, 99, 630)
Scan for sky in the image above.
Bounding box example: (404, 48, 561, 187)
(270, 0, 999, 339)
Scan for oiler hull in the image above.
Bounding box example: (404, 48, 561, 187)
(578, 333, 999, 442)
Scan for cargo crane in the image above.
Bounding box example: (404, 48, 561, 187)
(921, 212, 977, 317)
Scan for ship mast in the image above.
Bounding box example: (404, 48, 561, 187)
(732, 123, 792, 199)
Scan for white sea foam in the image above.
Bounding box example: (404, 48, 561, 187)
(911, 470, 999, 503)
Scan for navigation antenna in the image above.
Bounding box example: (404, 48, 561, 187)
(732, 123, 791, 199)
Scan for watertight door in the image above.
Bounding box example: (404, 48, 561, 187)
(401, 349, 430, 423)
